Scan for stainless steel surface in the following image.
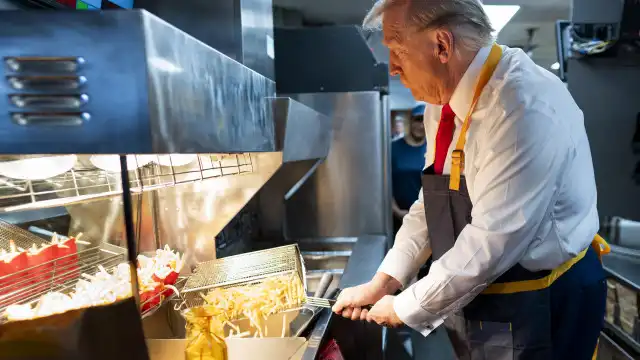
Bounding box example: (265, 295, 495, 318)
(603, 246, 640, 292)
(313, 273, 333, 298)
(0, 154, 254, 212)
(301, 251, 350, 274)
(142, 13, 276, 153)
(0, 10, 276, 154)
(180, 244, 307, 308)
(304, 297, 337, 309)
(137, 0, 274, 80)
(598, 331, 636, 360)
(290, 276, 332, 337)
(238, 0, 274, 80)
(299, 238, 357, 294)
(282, 92, 392, 239)
(301, 236, 388, 360)
(604, 217, 640, 250)
(64, 97, 330, 269)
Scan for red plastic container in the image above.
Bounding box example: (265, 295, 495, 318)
(54, 237, 79, 284)
(26, 244, 56, 294)
(140, 283, 162, 312)
(0, 251, 28, 306)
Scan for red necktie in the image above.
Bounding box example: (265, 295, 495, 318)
(434, 104, 456, 175)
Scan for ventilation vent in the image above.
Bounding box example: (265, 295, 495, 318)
(4, 57, 90, 127)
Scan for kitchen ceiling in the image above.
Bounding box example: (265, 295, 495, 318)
(273, 0, 571, 108)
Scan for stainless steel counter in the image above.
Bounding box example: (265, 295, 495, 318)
(603, 245, 640, 292)
(302, 235, 387, 360)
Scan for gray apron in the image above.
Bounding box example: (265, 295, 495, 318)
(421, 169, 554, 359)
(420, 44, 606, 360)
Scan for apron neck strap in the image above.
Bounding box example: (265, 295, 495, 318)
(449, 43, 503, 191)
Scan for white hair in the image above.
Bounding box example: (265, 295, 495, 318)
(363, 0, 494, 52)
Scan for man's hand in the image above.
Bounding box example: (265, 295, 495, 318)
(366, 295, 404, 328)
(332, 281, 387, 321)
(332, 273, 403, 321)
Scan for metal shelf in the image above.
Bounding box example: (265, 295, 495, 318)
(0, 154, 254, 213)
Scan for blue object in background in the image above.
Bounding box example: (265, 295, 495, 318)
(391, 137, 427, 211)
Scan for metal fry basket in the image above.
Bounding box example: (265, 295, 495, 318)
(0, 220, 50, 251)
(180, 244, 307, 309)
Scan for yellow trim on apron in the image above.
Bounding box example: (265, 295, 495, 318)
(444, 43, 612, 295)
(449, 44, 503, 192)
(482, 234, 610, 295)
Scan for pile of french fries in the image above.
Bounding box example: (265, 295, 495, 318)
(183, 274, 305, 360)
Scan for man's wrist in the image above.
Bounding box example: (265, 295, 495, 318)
(371, 272, 403, 295)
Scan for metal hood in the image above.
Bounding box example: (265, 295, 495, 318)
(0, 10, 275, 154)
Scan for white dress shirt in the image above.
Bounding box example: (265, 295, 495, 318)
(378, 45, 600, 336)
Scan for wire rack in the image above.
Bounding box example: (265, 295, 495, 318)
(181, 244, 307, 309)
(0, 219, 51, 251)
(0, 243, 126, 313)
(0, 153, 254, 212)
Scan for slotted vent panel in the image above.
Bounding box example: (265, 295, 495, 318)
(4, 56, 90, 126)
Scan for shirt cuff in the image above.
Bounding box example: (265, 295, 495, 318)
(393, 285, 445, 337)
(377, 249, 417, 287)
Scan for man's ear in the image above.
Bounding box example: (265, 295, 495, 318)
(435, 29, 454, 64)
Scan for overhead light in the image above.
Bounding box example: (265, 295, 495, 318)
(550, 62, 561, 70)
(483, 5, 520, 36)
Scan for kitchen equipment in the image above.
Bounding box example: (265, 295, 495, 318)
(180, 244, 307, 309)
(288, 272, 333, 337)
(0, 155, 77, 180)
(305, 296, 373, 311)
(0, 7, 333, 359)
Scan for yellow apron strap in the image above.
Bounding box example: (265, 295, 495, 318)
(483, 235, 611, 295)
(591, 234, 610, 263)
(449, 44, 503, 191)
(592, 339, 599, 360)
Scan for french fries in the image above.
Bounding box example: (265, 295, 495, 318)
(183, 274, 305, 360)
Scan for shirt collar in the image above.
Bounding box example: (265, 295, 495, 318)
(449, 45, 493, 120)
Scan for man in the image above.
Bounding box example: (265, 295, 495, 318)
(392, 114, 406, 140)
(392, 104, 427, 235)
(332, 1, 609, 359)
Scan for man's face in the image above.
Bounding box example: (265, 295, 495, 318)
(410, 116, 425, 140)
(382, 7, 450, 104)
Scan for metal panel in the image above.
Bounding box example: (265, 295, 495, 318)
(571, 0, 624, 23)
(272, 98, 332, 162)
(239, 0, 275, 80)
(0, 10, 151, 154)
(0, 10, 276, 154)
(135, 0, 274, 80)
(283, 92, 392, 239)
(142, 12, 276, 153)
(275, 26, 389, 95)
(567, 59, 640, 221)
